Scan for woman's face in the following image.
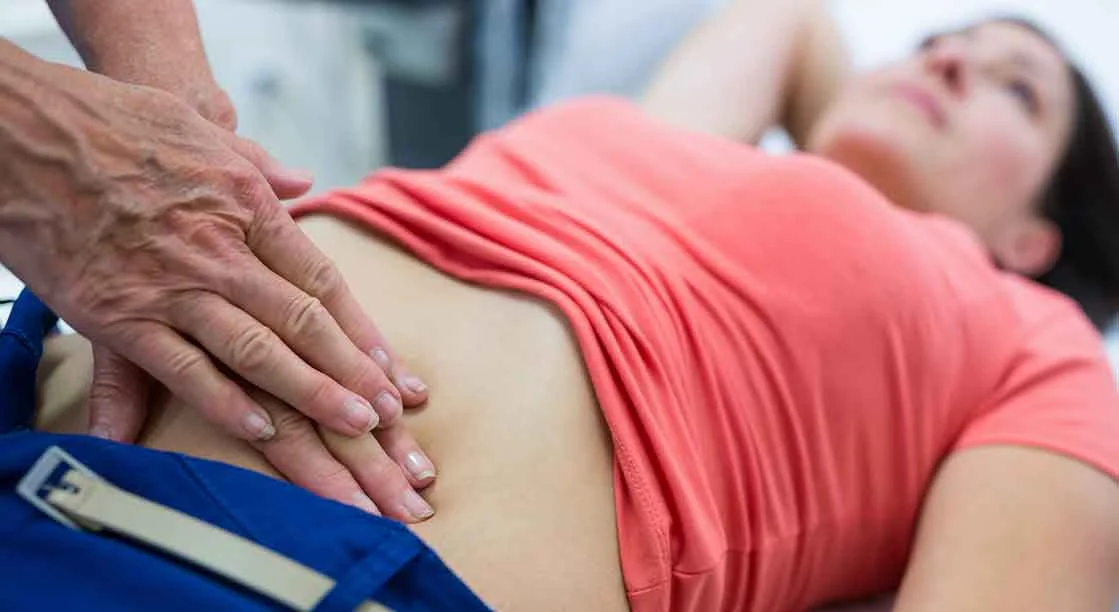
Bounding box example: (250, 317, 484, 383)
(808, 21, 1076, 275)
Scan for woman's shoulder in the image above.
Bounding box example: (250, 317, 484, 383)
(996, 274, 1101, 334)
(988, 275, 1114, 392)
(953, 273, 1119, 480)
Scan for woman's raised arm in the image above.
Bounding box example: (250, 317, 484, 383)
(642, 0, 850, 147)
(895, 446, 1119, 611)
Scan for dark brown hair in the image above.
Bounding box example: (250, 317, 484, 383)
(1002, 18, 1119, 330)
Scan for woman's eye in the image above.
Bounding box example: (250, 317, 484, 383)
(918, 35, 943, 52)
(1006, 79, 1040, 115)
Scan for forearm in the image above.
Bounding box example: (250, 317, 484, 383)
(46, 0, 234, 128)
(641, 0, 849, 146)
(782, 3, 850, 146)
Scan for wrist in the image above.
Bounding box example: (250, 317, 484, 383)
(182, 84, 238, 131)
(47, 0, 236, 130)
(83, 56, 235, 130)
(85, 61, 236, 131)
(98, 61, 236, 130)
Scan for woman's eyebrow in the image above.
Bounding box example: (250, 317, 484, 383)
(1010, 53, 1043, 76)
(1008, 51, 1062, 100)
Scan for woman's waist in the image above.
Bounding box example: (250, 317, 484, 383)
(292, 193, 752, 607)
(293, 213, 605, 452)
(294, 214, 629, 610)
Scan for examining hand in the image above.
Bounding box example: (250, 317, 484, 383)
(90, 341, 437, 521)
(0, 51, 433, 518)
(248, 385, 437, 522)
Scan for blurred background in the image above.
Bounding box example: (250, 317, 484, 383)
(2, 0, 1118, 366)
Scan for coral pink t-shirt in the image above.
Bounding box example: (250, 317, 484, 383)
(294, 98, 1119, 611)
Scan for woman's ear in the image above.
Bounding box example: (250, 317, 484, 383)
(990, 217, 1062, 277)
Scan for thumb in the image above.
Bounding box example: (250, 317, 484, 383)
(221, 131, 314, 200)
(88, 345, 151, 443)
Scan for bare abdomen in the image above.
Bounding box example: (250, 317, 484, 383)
(37, 214, 629, 611)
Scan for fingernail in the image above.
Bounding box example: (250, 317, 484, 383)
(402, 490, 434, 521)
(371, 347, 391, 371)
(351, 492, 381, 515)
(89, 423, 113, 441)
(345, 395, 378, 432)
(285, 167, 314, 184)
(245, 412, 276, 440)
(373, 391, 402, 423)
(402, 375, 428, 394)
(406, 451, 436, 481)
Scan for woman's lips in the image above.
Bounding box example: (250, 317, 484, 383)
(890, 83, 947, 129)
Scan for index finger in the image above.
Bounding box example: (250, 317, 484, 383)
(249, 389, 381, 514)
(221, 255, 405, 430)
(246, 208, 429, 407)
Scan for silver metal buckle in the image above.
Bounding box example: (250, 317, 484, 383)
(16, 445, 103, 530)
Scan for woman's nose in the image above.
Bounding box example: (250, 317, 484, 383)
(923, 39, 971, 97)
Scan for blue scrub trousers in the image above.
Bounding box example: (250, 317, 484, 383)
(0, 289, 490, 611)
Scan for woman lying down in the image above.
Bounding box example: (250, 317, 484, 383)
(30, 0, 1119, 610)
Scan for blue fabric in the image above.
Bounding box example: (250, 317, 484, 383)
(0, 288, 58, 433)
(0, 291, 490, 611)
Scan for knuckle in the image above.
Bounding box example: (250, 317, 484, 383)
(165, 294, 199, 331)
(228, 166, 269, 207)
(295, 376, 336, 418)
(212, 384, 254, 425)
(227, 325, 277, 374)
(358, 451, 404, 487)
(374, 391, 403, 426)
(269, 406, 313, 438)
(191, 224, 249, 265)
(374, 422, 412, 452)
(237, 138, 269, 165)
(207, 264, 241, 300)
(306, 378, 340, 420)
(283, 294, 330, 339)
(164, 347, 208, 380)
(310, 461, 358, 492)
(302, 258, 344, 301)
(262, 434, 353, 491)
(322, 430, 399, 485)
(230, 135, 258, 155)
(87, 379, 127, 410)
(346, 360, 386, 397)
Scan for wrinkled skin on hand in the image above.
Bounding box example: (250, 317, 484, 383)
(0, 53, 435, 521)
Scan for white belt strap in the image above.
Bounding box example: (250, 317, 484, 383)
(18, 446, 391, 612)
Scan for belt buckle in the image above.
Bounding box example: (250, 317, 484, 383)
(16, 445, 103, 530)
